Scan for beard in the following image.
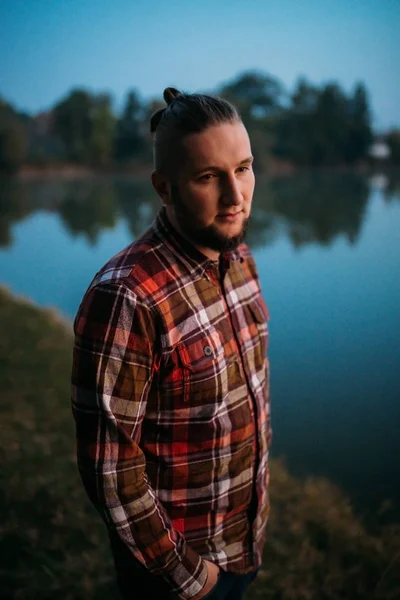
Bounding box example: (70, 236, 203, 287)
(170, 186, 249, 253)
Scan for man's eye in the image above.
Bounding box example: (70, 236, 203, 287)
(199, 174, 214, 181)
(237, 166, 249, 173)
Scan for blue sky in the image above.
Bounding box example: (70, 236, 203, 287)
(1, 0, 399, 131)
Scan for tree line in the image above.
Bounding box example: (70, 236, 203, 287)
(0, 70, 399, 174)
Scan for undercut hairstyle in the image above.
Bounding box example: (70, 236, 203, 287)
(150, 87, 240, 175)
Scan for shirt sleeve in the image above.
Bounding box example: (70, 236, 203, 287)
(71, 282, 208, 599)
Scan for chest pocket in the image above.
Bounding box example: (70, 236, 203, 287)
(177, 330, 228, 407)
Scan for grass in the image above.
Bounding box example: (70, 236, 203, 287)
(0, 285, 399, 599)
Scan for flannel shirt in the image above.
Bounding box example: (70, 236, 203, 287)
(71, 205, 271, 599)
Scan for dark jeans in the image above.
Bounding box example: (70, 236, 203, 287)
(201, 568, 259, 600)
(115, 566, 259, 600)
(110, 533, 258, 600)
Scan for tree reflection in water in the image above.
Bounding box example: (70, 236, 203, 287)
(0, 171, 395, 250)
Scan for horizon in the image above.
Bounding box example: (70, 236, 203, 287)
(1, 0, 399, 132)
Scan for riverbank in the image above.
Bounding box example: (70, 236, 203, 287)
(14, 159, 397, 181)
(0, 285, 399, 599)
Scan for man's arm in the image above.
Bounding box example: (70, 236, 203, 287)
(71, 282, 210, 599)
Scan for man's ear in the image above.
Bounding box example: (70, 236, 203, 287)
(151, 170, 172, 206)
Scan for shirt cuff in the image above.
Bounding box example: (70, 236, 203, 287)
(164, 546, 208, 600)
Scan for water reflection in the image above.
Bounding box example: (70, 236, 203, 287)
(116, 179, 160, 238)
(383, 172, 400, 204)
(263, 173, 370, 246)
(0, 172, 396, 250)
(58, 181, 118, 245)
(0, 179, 31, 247)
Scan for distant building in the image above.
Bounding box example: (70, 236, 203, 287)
(368, 139, 391, 160)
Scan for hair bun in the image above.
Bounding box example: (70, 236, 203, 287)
(163, 87, 181, 105)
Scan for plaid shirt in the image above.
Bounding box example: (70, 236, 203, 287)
(71, 205, 271, 599)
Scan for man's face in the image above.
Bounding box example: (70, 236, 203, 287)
(166, 121, 255, 259)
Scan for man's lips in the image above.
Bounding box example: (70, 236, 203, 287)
(216, 211, 243, 221)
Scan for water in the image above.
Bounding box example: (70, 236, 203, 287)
(1, 172, 399, 521)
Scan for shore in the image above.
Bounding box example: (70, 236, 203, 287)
(13, 159, 396, 181)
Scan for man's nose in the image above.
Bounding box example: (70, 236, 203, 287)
(221, 176, 242, 206)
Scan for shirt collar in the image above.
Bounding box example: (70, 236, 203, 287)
(153, 205, 244, 276)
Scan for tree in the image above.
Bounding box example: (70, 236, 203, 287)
(291, 77, 319, 113)
(273, 78, 320, 165)
(273, 79, 373, 167)
(312, 83, 350, 165)
(53, 89, 93, 162)
(0, 99, 27, 173)
(114, 89, 146, 161)
(26, 111, 65, 165)
(345, 83, 372, 164)
(219, 70, 285, 124)
(218, 71, 286, 172)
(88, 93, 116, 166)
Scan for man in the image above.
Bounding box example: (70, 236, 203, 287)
(71, 87, 271, 600)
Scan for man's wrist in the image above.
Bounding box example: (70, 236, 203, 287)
(192, 560, 220, 599)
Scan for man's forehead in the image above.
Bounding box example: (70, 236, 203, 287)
(181, 121, 251, 167)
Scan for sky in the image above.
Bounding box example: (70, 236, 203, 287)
(1, 0, 399, 132)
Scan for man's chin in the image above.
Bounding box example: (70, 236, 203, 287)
(173, 210, 248, 253)
(199, 227, 247, 253)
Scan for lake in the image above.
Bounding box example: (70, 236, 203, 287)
(1, 171, 399, 522)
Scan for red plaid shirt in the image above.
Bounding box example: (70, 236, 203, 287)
(71, 205, 271, 599)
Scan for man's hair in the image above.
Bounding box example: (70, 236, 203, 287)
(150, 87, 240, 174)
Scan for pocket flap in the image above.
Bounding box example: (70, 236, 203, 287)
(177, 333, 222, 372)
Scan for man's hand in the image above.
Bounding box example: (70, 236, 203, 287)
(191, 559, 220, 600)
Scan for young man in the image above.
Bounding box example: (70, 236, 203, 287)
(71, 87, 271, 600)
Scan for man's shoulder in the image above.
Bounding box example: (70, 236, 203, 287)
(83, 225, 167, 300)
(94, 233, 152, 283)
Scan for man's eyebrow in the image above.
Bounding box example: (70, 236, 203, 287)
(239, 156, 254, 165)
(193, 156, 254, 176)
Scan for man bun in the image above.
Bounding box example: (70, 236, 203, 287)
(163, 87, 182, 105)
(150, 87, 183, 133)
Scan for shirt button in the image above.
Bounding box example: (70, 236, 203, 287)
(204, 345, 213, 356)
